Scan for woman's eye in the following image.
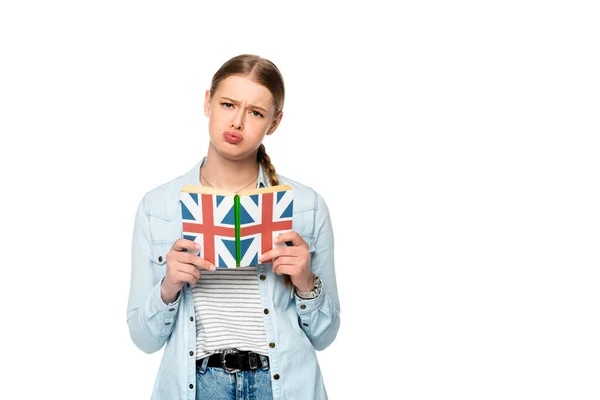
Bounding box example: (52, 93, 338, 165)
(222, 102, 234, 108)
(251, 110, 263, 118)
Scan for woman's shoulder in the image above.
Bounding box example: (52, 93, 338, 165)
(139, 163, 199, 220)
(276, 173, 328, 214)
(140, 179, 181, 220)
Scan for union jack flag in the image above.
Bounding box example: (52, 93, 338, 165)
(180, 186, 293, 268)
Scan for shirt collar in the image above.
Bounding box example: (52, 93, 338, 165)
(192, 156, 268, 189)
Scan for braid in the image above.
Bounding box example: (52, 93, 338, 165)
(257, 144, 279, 186)
(257, 144, 292, 287)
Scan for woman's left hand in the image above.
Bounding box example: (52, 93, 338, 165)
(258, 231, 314, 291)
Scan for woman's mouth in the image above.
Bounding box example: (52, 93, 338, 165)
(223, 131, 243, 144)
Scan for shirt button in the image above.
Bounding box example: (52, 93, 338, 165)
(273, 374, 280, 380)
(186, 283, 190, 288)
(158, 256, 163, 262)
(260, 274, 266, 280)
(189, 384, 194, 389)
(168, 308, 175, 311)
(269, 342, 275, 348)
(164, 322, 171, 325)
(263, 308, 269, 315)
(303, 323, 309, 327)
(190, 316, 194, 321)
(189, 351, 194, 356)
(300, 304, 306, 310)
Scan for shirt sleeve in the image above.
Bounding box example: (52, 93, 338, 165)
(126, 196, 180, 354)
(294, 192, 341, 351)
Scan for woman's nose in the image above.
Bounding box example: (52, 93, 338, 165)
(231, 109, 244, 130)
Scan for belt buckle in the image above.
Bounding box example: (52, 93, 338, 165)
(221, 349, 241, 374)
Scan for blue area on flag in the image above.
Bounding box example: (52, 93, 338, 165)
(181, 201, 194, 221)
(223, 238, 237, 259)
(281, 202, 293, 218)
(216, 195, 224, 207)
(239, 204, 255, 224)
(250, 253, 259, 265)
(218, 255, 228, 268)
(240, 237, 254, 259)
(190, 193, 198, 205)
(277, 191, 285, 203)
(250, 194, 259, 206)
(221, 205, 235, 225)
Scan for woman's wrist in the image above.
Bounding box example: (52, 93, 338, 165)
(293, 273, 316, 292)
(160, 279, 181, 304)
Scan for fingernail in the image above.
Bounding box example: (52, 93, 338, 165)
(258, 255, 264, 262)
(195, 243, 200, 249)
(210, 265, 216, 271)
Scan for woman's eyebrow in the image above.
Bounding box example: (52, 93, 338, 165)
(220, 97, 267, 113)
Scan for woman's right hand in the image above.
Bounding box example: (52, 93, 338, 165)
(160, 238, 216, 303)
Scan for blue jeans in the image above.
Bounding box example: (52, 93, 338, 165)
(195, 354, 273, 400)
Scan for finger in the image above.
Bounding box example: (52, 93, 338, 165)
(172, 238, 201, 252)
(273, 231, 306, 247)
(184, 253, 216, 271)
(272, 255, 296, 268)
(177, 264, 201, 281)
(259, 247, 294, 263)
(177, 271, 200, 285)
(272, 262, 295, 276)
(171, 251, 215, 271)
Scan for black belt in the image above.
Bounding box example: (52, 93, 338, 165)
(197, 350, 266, 373)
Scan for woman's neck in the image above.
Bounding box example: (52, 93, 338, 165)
(201, 145, 260, 192)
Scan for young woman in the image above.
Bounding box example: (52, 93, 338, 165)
(127, 54, 340, 399)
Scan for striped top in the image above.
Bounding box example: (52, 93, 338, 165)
(191, 267, 269, 360)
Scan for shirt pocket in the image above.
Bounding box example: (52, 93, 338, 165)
(293, 209, 315, 252)
(150, 241, 172, 277)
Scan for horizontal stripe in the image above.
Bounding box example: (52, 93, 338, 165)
(200, 327, 267, 336)
(193, 296, 262, 303)
(193, 291, 261, 297)
(196, 338, 268, 348)
(198, 323, 265, 337)
(198, 338, 268, 348)
(200, 336, 267, 346)
(199, 321, 266, 329)
(193, 287, 261, 292)
(194, 303, 263, 310)
(196, 314, 264, 322)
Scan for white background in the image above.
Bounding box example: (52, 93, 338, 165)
(1, 1, 599, 399)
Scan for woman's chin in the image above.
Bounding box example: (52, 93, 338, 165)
(212, 142, 255, 161)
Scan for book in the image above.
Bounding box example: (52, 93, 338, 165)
(180, 184, 294, 268)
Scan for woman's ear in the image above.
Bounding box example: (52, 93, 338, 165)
(204, 90, 211, 117)
(266, 111, 283, 136)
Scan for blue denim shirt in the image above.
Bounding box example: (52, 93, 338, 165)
(127, 158, 341, 399)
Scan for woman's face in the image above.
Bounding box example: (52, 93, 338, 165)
(204, 74, 282, 161)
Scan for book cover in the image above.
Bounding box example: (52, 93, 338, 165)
(180, 184, 294, 268)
